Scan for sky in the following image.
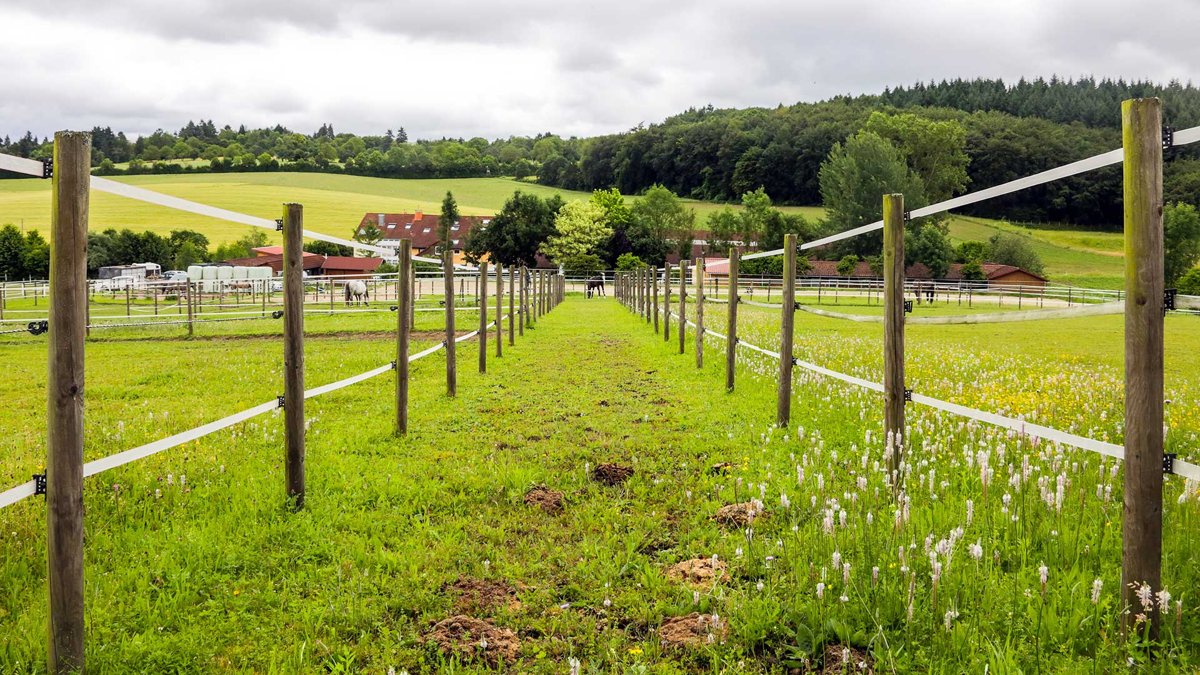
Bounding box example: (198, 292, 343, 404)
(1, 0, 1196, 141)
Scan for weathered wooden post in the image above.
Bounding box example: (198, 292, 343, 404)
(519, 265, 527, 335)
(186, 280, 195, 337)
(478, 260, 488, 374)
(778, 234, 797, 427)
(664, 264, 671, 342)
(883, 194, 906, 485)
(508, 266, 515, 345)
(645, 267, 652, 323)
(726, 249, 739, 391)
(396, 240, 412, 436)
(652, 267, 660, 333)
(1121, 97, 1165, 636)
(444, 249, 457, 396)
(695, 258, 705, 367)
(677, 260, 687, 354)
(495, 263, 503, 357)
(282, 203, 306, 510)
(46, 130, 89, 674)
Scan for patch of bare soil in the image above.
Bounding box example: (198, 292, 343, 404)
(523, 485, 564, 514)
(658, 612, 728, 648)
(447, 577, 522, 614)
(712, 501, 766, 527)
(820, 644, 874, 674)
(428, 615, 520, 665)
(665, 558, 727, 587)
(592, 463, 634, 486)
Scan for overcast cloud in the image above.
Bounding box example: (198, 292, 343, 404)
(0, 0, 1196, 140)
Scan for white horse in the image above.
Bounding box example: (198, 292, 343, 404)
(343, 280, 369, 306)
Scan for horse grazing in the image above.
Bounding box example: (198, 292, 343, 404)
(586, 277, 606, 298)
(344, 280, 370, 306)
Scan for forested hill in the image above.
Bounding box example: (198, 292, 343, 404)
(542, 78, 1200, 228)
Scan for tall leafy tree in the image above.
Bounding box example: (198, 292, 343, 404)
(864, 112, 970, 203)
(630, 185, 695, 262)
(541, 200, 611, 263)
(0, 224, 28, 280)
(1164, 202, 1200, 285)
(438, 191, 460, 246)
(818, 131, 926, 256)
(464, 191, 559, 267)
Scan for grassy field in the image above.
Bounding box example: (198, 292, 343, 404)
(946, 216, 1125, 289)
(0, 173, 821, 248)
(1, 297, 1198, 671)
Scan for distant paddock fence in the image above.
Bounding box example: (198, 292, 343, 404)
(0, 135, 567, 671)
(618, 98, 1198, 638)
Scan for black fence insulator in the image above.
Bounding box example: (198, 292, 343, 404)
(271, 310, 284, 319)
(903, 211, 913, 223)
(1163, 125, 1175, 151)
(276, 395, 285, 409)
(793, 302, 801, 311)
(33, 473, 47, 496)
(274, 218, 284, 232)
(903, 300, 913, 314)
(903, 389, 913, 402)
(1163, 453, 1177, 475)
(389, 305, 398, 312)
(791, 356, 799, 366)
(41, 159, 53, 179)
(390, 360, 397, 370)
(27, 320, 48, 336)
(1164, 288, 1177, 312)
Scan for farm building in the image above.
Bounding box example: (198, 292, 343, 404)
(702, 258, 1047, 287)
(355, 212, 493, 265)
(222, 253, 382, 277)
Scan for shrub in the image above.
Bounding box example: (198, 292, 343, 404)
(1177, 267, 1200, 296)
(988, 232, 1044, 275)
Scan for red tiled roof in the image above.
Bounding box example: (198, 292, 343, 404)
(321, 256, 383, 272)
(356, 212, 493, 252)
(252, 245, 284, 256)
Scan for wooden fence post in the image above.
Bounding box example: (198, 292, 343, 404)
(396, 240, 411, 436)
(519, 266, 527, 334)
(677, 260, 687, 354)
(695, 258, 705, 367)
(479, 260, 488, 374)
(652, 267, 660, 333)
(47, 130, 89, 674)
(186, 280, 194, 337)
(508, 266, 515, 345)
(726, 249, 739, 392)
(664, 264, 671, 342)
(495, 263, 503, 357)
(883, 194, 906, 486)
(282, 203, 306, 510)
(444, 249, 457, 396)
(1121, 97, 1165, 636)
(777, 234, 797, 427)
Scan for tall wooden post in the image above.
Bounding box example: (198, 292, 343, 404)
(186, 280, 194, 337)
(396, 241, 411, 435)
(508, 266, 515, 345)
(652, 268, 660, 333)
(777, 234, 797, 427)
(519, 266, 527, 334)
(883, 194, 906, 483)
(495, 263, 503, 357)
(282, 203, 306, 510)
(47, 130, 89, 674)
(695, 259, 705, 367)
(726, 249, 739, 392)
(443, 249, 457, 396)
(677, 261, 687, 354)
(664, 264, 671, 342)
(478, 261, 489, 374)
(1121, 97, 1165, 636)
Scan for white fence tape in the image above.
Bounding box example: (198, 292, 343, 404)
(0, 336, 457, 510)
(646, 301, 1200, 481)
(734, 299, 1127, 325)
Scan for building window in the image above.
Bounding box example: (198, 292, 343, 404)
(422, 228, 431, 233)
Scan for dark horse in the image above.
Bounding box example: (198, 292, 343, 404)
(586, 276, 606, 298)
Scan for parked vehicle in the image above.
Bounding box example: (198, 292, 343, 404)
(163, 270, 188, 282)
(95, 275, 140, 291)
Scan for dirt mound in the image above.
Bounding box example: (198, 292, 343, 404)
(448, 577, 522, 614)
(523, 485, 564, 514)
(665, 558, 727, 587)
(658, 612, 728, 648)
(712, 501, 766, 527)
(592, 463, 634, 486)
(428, 615, 519, 665)
(821, 644, 874, 674)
